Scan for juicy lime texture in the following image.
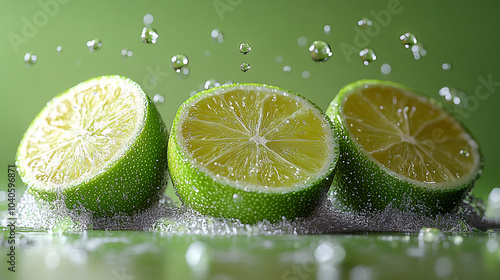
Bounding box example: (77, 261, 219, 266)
(327, 80, 481, 214)
(16, 75, 169, 217)
(168, 83, 337, 223)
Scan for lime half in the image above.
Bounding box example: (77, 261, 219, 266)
(16, 75, 169, 217)
(168, 83, 338, 223)
(326, 80, 482, 214)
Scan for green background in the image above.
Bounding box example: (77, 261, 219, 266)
(1, 0, 499, 200)
(1, 1, 500, 279)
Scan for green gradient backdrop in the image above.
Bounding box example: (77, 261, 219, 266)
(1, 0, 499, 201)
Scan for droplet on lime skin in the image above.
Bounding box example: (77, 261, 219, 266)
(24, 52, 37, 67)
(359, 48, 376, 65)
(141, 27, 158, 44)
(86, 39, 102, 52)
(460, 149, 470, 158)
(239, 43, 251, 54)
(308, 41, 333, 62)
(240, 62, 251, 72)
(170, 54, 189, 73)
(400, 32, 417, 48)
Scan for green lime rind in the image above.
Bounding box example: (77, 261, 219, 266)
(16, 75, 169, 217)
(326, 79, 482, 215)
(168, 83, 337, 224)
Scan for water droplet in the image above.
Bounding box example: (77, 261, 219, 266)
(450, 235, 463, 245)
(240, 62, 251, 72)
(357, 17, 373, 28)
(86, 39, 102, 52)
(459, 149, 470, 158)
(438, 86, 467, 107)
(442, 63, 452, 71)
(411, 43, 426, 60)
(121, 49, 133, 58)
(308, 40, 333, 62)
(56, 46, 62, 53)
(202, 79, 221, 90)
(435, 257, 453, 278)
(232, 194, 243, 203)
(143, 14, 154, 25)
(302, 71, 310, 79)
(297, 36, 307, 47)
(323, 24, 331, 34)
(211, 28, 224, 43)
(153, 94, 165, 104)
(170, 54, 189, 73)
(239, 42, 251, 54)
(400, 32, 417, 48)
(24, 52, 37, 67)
(380, 63, 391, 74)
(359, 48, 376, 65)
(275, 55, 283, 63)
(418, 227, 443, 242)
(282, 65, 292, 72)
(141, 27, 158, 44)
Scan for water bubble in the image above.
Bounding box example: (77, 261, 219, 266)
(141, 27, 158, 44)
(56, 46, 62, 53)
(86, 39, 102, 52)
(380, 63, 391, 74)
(486, 239, 499, 253)
(359, 48, 377, 65)
(400, 32, 417, 48)
(211, 28, 224, 43)
(450, 235, 463, 245)
(357, 18, 373, 28)
(302, 71, 310, 79)
(24, 52, 37, 67)
(323, 24, 331, 34)
(239, 42, 252, 54)
(171, 54, 189, 73)
(282, 65, 292, 72)
(418, 227, 443, 242)
(459, 149, 470, 158)
(143, 14, 154, 25)
(240, 62, 251, 72)
(153, 94, 165, 104)
(121, 49, 133, 58)
(308, 40, 333, 62)
(232, 194, 243, 203)
(186, 241, 212, 278)
(442, 63, 452, 71)
(297, 36, 308, 47)
(202, 79, 221, 90)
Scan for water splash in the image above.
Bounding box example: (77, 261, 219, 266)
(86, 39, 102, 52)
(308, 41, 333, 62)
(239, 42, 252, 54)
(170, 54, 189, 73)
(359, 48, 377, 65)
(141, 27, 158, 44)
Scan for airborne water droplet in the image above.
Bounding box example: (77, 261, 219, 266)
(442, 63, 452, 71)
(56, 46, 62, 53)
(153, 94, 165, 104)
(86, 39, 102, 52)
(323, 24, 331, 34)
(438, 86, 467, 108)
(308, 40, 333, 62)
(201, 79, 221, 90)
(297, 36, 307, 47)
(400, 32, 417, 48)
(171, 54, 189, 73)
(141, 27, 158, 44)
(143, 14, 154, 25)
(357, 17, 373, 28)
(121, 49, 133, 58)
(240, 62, 251, 72)
(282, 65, 292, 72)
(211, 28, 224, 43)
(239, 42, 252, 54)
(380, 63, 391, 74)
(359, 48, 376, 65)
(24, 52, 37, 67)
